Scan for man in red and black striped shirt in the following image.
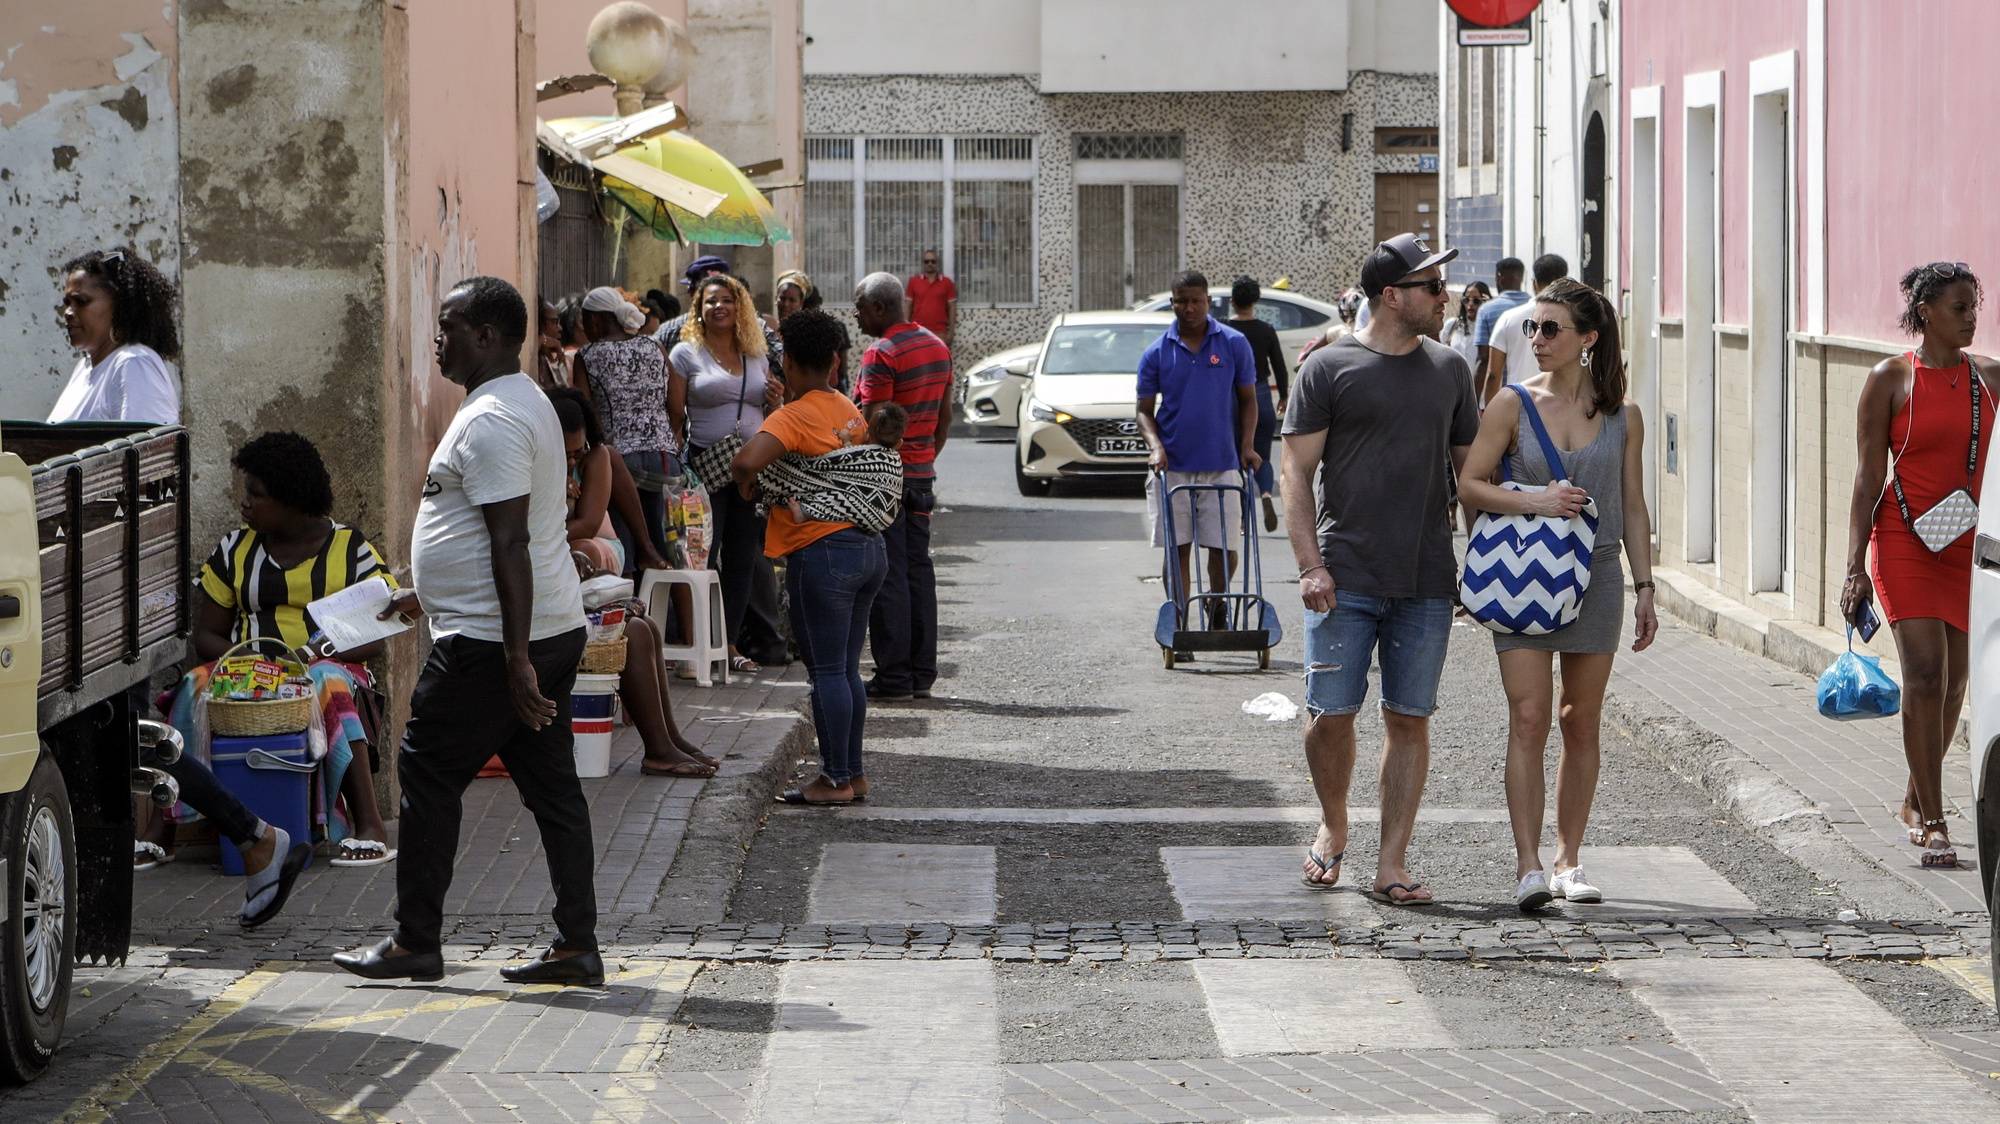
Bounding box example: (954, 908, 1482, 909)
(854, 271, 952, 699)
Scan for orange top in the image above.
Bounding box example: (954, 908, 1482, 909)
(760, 389, 868, 557)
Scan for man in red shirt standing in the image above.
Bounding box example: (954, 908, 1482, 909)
(855, 272, 952, 700)
(905, 248, 957, 349)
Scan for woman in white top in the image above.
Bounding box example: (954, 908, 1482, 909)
(1442, 281, 1492, 387)
(669, 274, 783, 674)
(47, 247, 182, 424)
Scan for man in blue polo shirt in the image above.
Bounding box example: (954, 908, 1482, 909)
(1136, 270, 1259, 638)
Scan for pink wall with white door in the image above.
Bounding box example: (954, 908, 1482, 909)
(1620, 0, 1803, 326)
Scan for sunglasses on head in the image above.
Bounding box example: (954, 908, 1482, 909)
(1926, 261, 1971, 281)
(1521, 318, 1574, 340)
(1387, 278, 1447, 296)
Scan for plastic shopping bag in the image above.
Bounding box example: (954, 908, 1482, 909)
(1815, 630, 1901, 720)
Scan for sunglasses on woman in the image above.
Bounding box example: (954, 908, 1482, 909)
(1520, 319, 1575, 340)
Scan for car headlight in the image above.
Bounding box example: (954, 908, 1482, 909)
(968, 365, 1003, 386)
(1026, 397, 1073, 424)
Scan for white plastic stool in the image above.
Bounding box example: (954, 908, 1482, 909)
(636, 567, 730, 687)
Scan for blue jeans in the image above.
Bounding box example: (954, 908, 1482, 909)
(1303, 592, 1453, 718)
(785, 529, 888, 784)
(1252, 383, 1277, 496)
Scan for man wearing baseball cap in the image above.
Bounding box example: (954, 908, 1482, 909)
(1279, 232, 1479, 907)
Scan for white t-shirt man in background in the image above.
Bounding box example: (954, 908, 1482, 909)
(1480, 253, 1569, 405)
(334, 276, 603, 990)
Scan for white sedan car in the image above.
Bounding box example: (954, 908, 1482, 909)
(1014, 312, 1171, 496)
(1133, 287, 1340, 360)
(958, 342, 1040, 429)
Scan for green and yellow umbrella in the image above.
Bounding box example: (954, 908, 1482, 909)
(547, 116, 790, 246)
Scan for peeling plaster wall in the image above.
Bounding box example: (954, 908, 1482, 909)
(0, 6, 181, 415)
(176, 0, 390, 558)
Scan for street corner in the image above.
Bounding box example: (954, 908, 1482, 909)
(41, 958, 705, 1123)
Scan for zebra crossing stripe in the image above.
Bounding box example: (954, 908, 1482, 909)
(1162, 846, 1377, 924)
(752, 961, 1001, 1123)
(1615, 959, 1997, 1123)
(1551, 846, 1756, 917)
(807, 843, 997, 924)
(1193, 960, 1454, 1056)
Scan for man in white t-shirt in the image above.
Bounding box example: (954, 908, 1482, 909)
(335, 276, 599, 988)
(1481, 253, 1569, 405)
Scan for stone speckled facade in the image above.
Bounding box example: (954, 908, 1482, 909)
(807, 71, 1437, 368)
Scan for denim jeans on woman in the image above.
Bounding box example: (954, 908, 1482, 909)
(784, 528, 888, 784)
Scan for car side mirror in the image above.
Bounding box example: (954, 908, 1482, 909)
(1004, 357, 1034, 377)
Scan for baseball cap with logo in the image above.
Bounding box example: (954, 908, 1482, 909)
(1358, 233, 1459, 298)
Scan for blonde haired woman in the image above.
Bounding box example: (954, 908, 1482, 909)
(670, 274, 784, 673)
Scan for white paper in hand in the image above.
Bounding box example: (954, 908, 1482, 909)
(305, 576, 411, 658)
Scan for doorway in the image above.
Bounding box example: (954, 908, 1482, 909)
(1374, 173, 1439, 244)
(1075, 183, 1181, 311)
(1581, 112, 1607, 291)
(1749, 74, 1794, 594)
(1684, 93, 1721, 565)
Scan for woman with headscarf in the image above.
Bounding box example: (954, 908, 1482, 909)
(671, 275, 783, 674)
(47, 246, 182, 423)
(575, 285, 677, 571)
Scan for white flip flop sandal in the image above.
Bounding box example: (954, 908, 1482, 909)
(133, 840, 171, 872)
(331, 838, 397, 867)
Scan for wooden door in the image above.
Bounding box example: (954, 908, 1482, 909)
(1373, 173, 1439, 244)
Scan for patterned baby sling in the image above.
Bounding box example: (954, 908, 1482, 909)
(1458, 384, 1600, 635)
(756, 444, 905, 534)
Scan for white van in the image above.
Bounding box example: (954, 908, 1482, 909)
(1968, 454, 2000, 993)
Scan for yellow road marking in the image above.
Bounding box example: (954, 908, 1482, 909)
(57, 964, 286, 1123)
(172, 1045, 387, 1124)
(1930, 956, 1997, 1010)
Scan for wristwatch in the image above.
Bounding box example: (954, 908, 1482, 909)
(1633, 580, 1656, 592)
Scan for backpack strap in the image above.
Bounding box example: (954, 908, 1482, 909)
(1506, 383, 1570, 483)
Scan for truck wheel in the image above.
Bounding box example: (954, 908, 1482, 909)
(0, 754, 74, 1084)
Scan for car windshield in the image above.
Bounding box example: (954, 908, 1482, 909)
(1040, 325, 1160, 375)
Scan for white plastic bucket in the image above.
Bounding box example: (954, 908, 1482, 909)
(572, 672, 621, 778)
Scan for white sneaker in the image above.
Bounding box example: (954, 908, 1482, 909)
(1514, 869, 1553, 912)
(1552, 867, 1601, 903)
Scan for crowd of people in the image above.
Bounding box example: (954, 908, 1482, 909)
(42, 242, 957, 968)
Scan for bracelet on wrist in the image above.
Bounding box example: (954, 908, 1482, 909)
(1632, 580, 1656, 592)
(1299, 564, 1328, 581)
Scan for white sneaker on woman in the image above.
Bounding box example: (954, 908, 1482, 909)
(1551, 867, 1602, 903)
(1514, 869, 1553, 912)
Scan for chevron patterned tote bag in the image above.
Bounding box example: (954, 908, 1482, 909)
(1459, 385, 1600, 635)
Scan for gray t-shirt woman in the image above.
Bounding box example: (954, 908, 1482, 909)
(669, 340, 771, 449)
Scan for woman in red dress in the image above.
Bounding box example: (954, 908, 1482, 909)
(1841, 263, 1997, 868)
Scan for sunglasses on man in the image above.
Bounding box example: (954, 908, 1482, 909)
(1386, 277, 1447, 296)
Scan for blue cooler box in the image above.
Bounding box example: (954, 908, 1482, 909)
(209, 731, 315, 876)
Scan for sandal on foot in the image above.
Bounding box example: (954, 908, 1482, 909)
(1919, 819, 1959, 868)
(240, 828, 310, 929)
(133, 840, 172, 872)
(642, 758, 717, 778)
(1367, 882, 1435, 907)
(331, 838, 397, 867)
(729, 655, 761, 674)
(1301, 849, 1343, 890)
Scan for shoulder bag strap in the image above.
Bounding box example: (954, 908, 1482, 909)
(1963, 354, 1982, 485)
(1506, 384, 1569, 483)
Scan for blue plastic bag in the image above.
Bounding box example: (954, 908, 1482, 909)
(1816, 630, 1901, 720)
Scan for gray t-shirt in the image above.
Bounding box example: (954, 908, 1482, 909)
(1281, 335, 1479, 599)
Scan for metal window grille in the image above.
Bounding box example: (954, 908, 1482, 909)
(805, 179, 854, 291)
(1075, 184, 1126, 311)
(537, 156, 613, 301)
(1130, 184, 1181, 300)
(954, 180, 1033, 304)
(804, 134, 1038, 305)
(1074, 134, 1182, 161)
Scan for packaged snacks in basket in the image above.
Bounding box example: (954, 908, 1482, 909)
(585, 602, 627, 644)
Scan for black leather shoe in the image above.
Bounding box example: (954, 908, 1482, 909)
(866, 680, 912, 700)
(500, 949, 605, 987)
(333, 937, 443, 982)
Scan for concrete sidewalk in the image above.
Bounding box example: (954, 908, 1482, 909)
(1609, 614, 1985, 917)
(129, 666, 811, 947)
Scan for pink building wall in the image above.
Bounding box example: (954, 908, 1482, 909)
(1619, 0, 1803, 326)
(1823, 4, 2000, 342)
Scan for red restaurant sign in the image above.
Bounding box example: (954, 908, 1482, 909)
(1447, 0, 1540, 46)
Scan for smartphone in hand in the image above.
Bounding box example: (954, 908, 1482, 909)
(1856, 598, 1882, 643)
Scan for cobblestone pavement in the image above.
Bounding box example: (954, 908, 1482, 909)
(5, 437, 1997, 1123)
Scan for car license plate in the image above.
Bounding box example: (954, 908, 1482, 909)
(1095, 437, 1147, 455)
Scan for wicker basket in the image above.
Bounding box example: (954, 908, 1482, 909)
(208, 638, 314, 737)
(581, 635, 628, 674)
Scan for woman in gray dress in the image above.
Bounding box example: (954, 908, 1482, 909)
(1456, 278, 1658, 913)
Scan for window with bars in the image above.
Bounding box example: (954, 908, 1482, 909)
(804, 134, 1037, 306)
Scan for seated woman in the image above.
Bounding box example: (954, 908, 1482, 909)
(147, 432, 399, 871)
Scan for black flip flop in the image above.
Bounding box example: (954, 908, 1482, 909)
(241, 843, 311, 930)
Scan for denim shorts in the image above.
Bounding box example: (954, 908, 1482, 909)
(1302, 592, 1453, 718)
